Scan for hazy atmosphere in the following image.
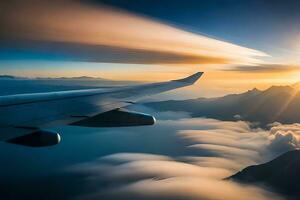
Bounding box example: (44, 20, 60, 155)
(1, 0, 300, 200)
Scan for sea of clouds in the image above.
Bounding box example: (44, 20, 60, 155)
(65, 106, 300, 200)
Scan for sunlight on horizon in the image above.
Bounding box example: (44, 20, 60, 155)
(1, 0, 300, 98)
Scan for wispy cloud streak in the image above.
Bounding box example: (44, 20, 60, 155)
(0, 1, 267, 64)
(225, 64, 300, 73)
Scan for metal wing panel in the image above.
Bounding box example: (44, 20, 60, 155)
(0, 95, 130, 128)
(0, 127, 35, 141)
(0, 72, 203, 129)
(110, 72, 203, 100)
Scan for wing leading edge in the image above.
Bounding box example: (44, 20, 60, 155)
(0, 72, 203, 147)
(0, 72, 203, 108)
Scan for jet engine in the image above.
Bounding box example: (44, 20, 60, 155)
(72, 108, 156, 127)
(8, 130, 61, 147)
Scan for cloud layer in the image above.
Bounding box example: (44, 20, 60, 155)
(67, 109, 300, 200)
(225, 64, 300, 73)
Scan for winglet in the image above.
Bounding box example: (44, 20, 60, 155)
(174, 72, 204, 84)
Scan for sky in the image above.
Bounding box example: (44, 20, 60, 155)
(2, 2, 300, 198)
(1, 0, 300, 97)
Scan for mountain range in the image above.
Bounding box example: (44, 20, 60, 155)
(146, 84, 300, 198)
(228, 150, 300, 198)
(0, 75, 138, 96)
(0, 75, 17, 79)
(145, 84, 300, 126)
(0, 75, 108, 80)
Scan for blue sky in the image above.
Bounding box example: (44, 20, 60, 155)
(1, 0, 300, 96)
(96, 0, 300, 55)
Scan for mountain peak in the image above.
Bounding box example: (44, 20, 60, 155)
(247, 87, 261, 94)
(228, 150, 300, 196)
(267, 85, 292, 90)
(252, 87, 260, 92)
(263, 85, 294, 95)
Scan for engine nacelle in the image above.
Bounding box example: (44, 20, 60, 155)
(72, 108, 156, 127)
(8, 130, 61, 147)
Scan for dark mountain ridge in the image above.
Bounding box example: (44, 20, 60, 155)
(0, 75, 108, 80)
(0, 75, 18, 79)
(228, 150, 300, 197)
(145, 84, 300, 126)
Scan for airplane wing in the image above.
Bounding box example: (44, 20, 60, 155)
(0, 72, 203, 147)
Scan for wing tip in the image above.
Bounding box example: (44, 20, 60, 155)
(174, 72, 204, 84)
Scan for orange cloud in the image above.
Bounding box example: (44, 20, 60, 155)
(225, 64, 300, 73)
(0, 1, 267, 65)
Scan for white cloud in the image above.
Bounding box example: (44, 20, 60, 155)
(100, 153, 172, 163)
(98, 177, 280, 200)
(68, 117, 300, 200)
(267, 123, 300, 154)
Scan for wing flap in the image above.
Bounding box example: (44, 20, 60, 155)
(0, 127, 35, 141)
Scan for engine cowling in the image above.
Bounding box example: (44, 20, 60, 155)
(72, 108, 156, 127)
(8, 130, 61, 147)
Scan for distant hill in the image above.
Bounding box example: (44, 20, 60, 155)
(145, 85, 300, 126)
(228, 150, 300, 197)
(0, 75, 109, 81)
(0, 75, 139, 96)
(36, 76, 110, 81)
(0, 75, 17, 79)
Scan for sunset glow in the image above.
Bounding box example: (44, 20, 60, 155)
(1, 1, 300, 97)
